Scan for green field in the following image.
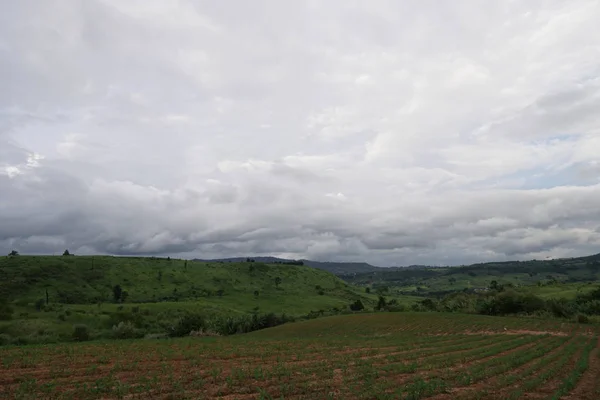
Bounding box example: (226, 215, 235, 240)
(1, 313, 598, 399)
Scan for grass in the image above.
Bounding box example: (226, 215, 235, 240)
(1, 313, 598, 399)
(0, 255, 376, 307)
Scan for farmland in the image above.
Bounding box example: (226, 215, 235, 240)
(1, 313, 599, 399)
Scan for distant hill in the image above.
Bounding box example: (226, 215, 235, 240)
(193, 256, 384, 275)
(341, 253, 600, 296)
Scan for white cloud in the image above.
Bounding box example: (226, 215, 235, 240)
(1, 0, 600, 266)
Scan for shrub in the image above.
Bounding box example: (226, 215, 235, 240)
(189, 329, 220, 337)
(112, 321, 141, 339)
(169, 313, 207, 337)
(72, 324, 90, 341)
(0, 333, 12, 346)
(576, 314, 590, 324)
(35, 299, 46, 311)
(0, 302, 13, 321)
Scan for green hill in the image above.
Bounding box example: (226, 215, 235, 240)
(194, 256, 384, 274)
(341, 253, 600, 295)
(1, 255, 417, 344)
(0, 255, 382, 313)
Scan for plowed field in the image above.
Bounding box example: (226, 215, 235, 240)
(1, 313, 598, 399)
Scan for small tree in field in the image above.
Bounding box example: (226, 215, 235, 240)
(113, 285, 123, 303)
(349, 299, 364, 311)
(63, 249, 71, 256)
(376, 295, 387, 311)
(8, 250, 19, 257)
(275, 277, 282, 288)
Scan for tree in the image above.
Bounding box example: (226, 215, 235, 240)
(113, 285, 123, 303)
(216, 289, 225, 297)
(365, 287, 371, 294)
(490, 280, 499, 290)
(63, 249, 71, 256)
(275, 277, 282, 288)
(8, 250, 19, 257)
(254, 290, 259, 298)
(349, 299, 364, 311)
(376, 295, 387, 311)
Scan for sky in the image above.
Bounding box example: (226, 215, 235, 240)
(1, 1, 600, 267)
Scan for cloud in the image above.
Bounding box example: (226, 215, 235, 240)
(1, 0, 600, 266)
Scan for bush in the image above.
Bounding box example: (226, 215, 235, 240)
(72, 324, 90, 341)
(0, 302, 13, 321)
(105, 311, 144, 329)
(169, 313, 207, 337)
(0, 333, 12, 346)
(576, 314, 590, 324)
(35, 299, 46, 312)
(112, 321, 142, 339)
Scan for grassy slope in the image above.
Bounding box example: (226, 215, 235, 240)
(0, 255, 386, 313)
(2, 255, 408, 342)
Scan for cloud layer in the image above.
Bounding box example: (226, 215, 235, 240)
(2, 0, 600, 266)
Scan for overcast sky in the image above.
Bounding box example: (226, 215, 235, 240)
(1, 1, 600, 266)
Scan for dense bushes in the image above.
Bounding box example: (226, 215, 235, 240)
(419, 287, 600, 322)
(168, 312, 294, 337)
(72, 324, 90, 341)
(112, 321, 143, 339)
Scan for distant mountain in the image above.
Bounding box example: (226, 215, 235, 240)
(192, 256, 384, 275)
(301, 260, 384, 275)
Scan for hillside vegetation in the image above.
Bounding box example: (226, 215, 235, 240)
(0, 255, 373, 310)
(195, 256, 383, 274)
(341, 253, 600, 295)
(1, 255, 400, 345)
